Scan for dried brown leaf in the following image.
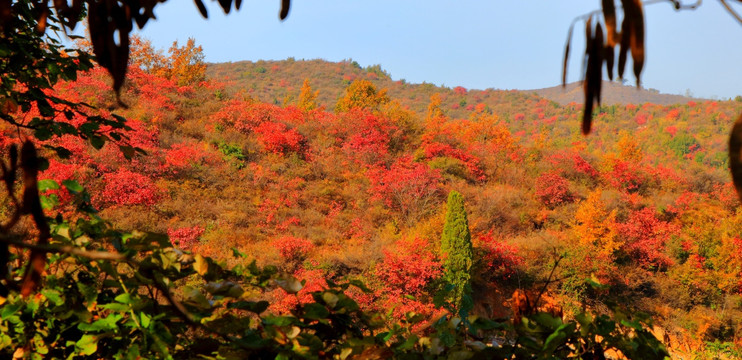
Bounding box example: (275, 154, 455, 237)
(194, 0, 208, 18)
(627, 0, 645, 87)
(605, 45, 615, 81)
(218, 0, 232, 13)
(87, 0, 132, 97)
(280, 0, 291, 20)
(617, 16, 631, 80)
(602, 0, 618, 46)
(593, 23, 604, 106)
(582, 19, 604, 135)
(729, 113, 742, 203)
(562, 23, 575, 87)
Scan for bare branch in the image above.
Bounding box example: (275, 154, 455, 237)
(720, 0, 742, 24)
(0, 234, 128, 261)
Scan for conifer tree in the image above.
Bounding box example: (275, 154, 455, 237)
(440, 190, 473, 310)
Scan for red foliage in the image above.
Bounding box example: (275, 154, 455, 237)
(162, 142, 213, 174)
(453, 86, 468, 95)
(618, 207, 679, 269)
(270, 268, 328, 314)
(99, 170, 161, 206)
(422, 141, 485, 180)
(474, 232, 524, 279)
(254, 121, 307, 156)
(272, 236, 315, 262)
(168, 226, 205, 250)
(666, 108, 681, 121)
(367, 156, 442, 216)
(340, 111, 397, 165)
(375, 237, 442, 296)
(40, 159, 81, 205)
(665, 126, 678, 137)
(634, 113, 648, 125)
(605, 160, 647, 193)
(535, 172, 573, 207)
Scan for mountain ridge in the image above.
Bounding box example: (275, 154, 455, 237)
(207, 59, 703, 113)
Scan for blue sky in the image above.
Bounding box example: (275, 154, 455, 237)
(134, 1, 742, 99)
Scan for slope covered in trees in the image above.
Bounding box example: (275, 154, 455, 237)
(207, 59, 708, 114)
(3, 36, 742, 357)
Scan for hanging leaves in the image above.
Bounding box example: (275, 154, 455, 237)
(565, 0, 645, 135)
(280, 0, 291, 20)
(623, 0, 645, 86)
(729, 114, 742, 203)
(582, 19, 604, 134)
(2, 0, 286, 99)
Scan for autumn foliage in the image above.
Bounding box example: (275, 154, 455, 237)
(10, 50, 742, 356)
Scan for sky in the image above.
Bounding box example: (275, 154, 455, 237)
(132, 1, 742, 99)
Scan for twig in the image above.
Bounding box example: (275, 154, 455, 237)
(0, 234, 128, 261)
(720, 0, 742, 24)
(532, 252, 564, 310)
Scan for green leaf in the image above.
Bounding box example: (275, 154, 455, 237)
(31, 157, 48, 173)
(302, 303, 330, 320)
(1, 303, 22, 320)
(193, 254, 209, 276)
(119, 145, 135, 160)
(41, 289, 64, 306)
(140, 312, 151, 328)
(90, 135, 105, 150)
(40, 194, 59, 210)
(38, 179, 59, 192)
(228, 300, 270, 314)
(34, 127, 53, 141)
(100, 303, 129, 312)
(115, 293, 132, 304)
(275, 276, 303, 294)
(542, 323, 576, 355)
(62, 180, 83, 193)
(75, 335, 98, 356)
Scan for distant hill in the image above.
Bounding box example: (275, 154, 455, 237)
(528, 81, 702, 106)
(207, 59, 702, 117)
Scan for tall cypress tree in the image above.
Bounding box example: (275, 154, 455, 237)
(440, 190, 473, 310)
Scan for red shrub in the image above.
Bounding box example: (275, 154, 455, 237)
(367, 156, 442, 219)
(618, 207, 679, 269)
(254, 121, 307, 156)
(535, 172, 573, 207)
(168, 226, 205, 250)
(99, 170, 160, 206)
(375, 237, 442, 296)
(272, 236, 315, 262)
(474, 232, 524, 279)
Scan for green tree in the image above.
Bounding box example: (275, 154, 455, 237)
(440, 190, 473, 310)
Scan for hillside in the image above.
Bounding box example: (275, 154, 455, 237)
(4, 50, 742, 357)
(529, 81, 702, 106)
(207, 59, 703, 115)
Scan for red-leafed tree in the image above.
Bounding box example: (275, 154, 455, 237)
(98, 169, 161, 207)
(618, 207, 679, 270)
(535, 171, 573, 207)
(367, 155, 443, 223)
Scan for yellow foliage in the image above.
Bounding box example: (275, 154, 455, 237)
(334, 79, 389, 113)
(166, 38, 206, 86)
(298, 78, 319, 111)
(616, 131, 643, 162)
(425, 93, 445, 125)
(573, 190, 619, 257)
